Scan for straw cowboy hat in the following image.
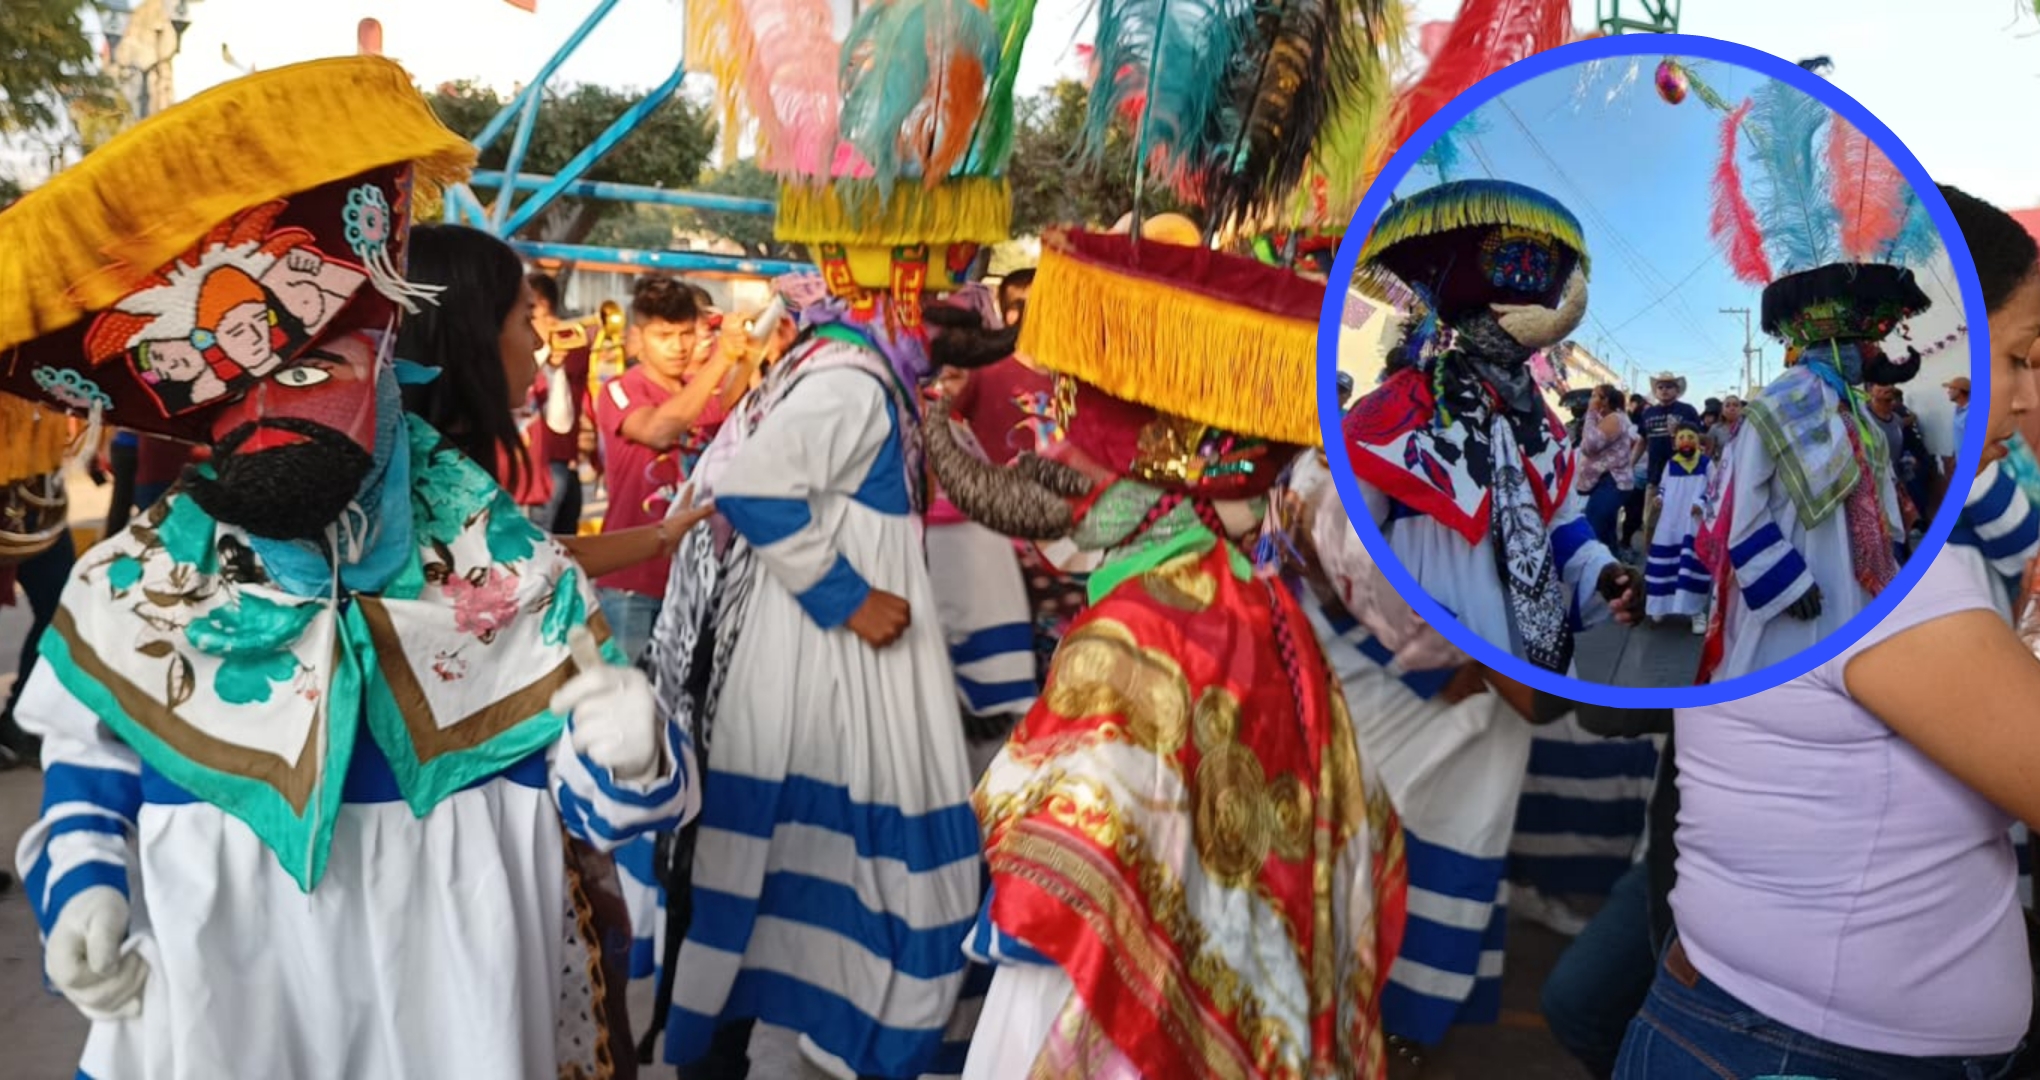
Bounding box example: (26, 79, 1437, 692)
(1651, 371, 1687, 395)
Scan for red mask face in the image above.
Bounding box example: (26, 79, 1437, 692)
(184, 328, 387, 541)
(205, 328, 382, 455)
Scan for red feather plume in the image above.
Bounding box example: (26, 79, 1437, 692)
(1710, 100, 1772, 286)
(1383, 0, 1571, 156)
(1826, 116, 1908, 262)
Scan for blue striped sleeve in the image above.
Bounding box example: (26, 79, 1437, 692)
(797, 554, 872, 629)
(13, 672, 142, 937)
(553, 705, 699, 852)
(1728, 520, 1811, 619)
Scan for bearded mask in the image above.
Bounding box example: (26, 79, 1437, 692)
(3, 165, 432, 541)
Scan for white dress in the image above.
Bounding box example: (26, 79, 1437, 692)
(1711, 385, 1898, 682)
(662, 353, 982, 1079)
(1644, 455, 1713, 619)
(15, 656, 693, 1080)
(1353, 477, 1617, 674)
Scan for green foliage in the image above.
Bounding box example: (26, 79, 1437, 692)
(426, 80, 718, 245)
(686, 159, 802, 259)
(0, 0, 114, 147)
(1007, 79, 1189, 237)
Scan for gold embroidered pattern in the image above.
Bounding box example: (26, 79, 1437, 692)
(1041, 619, 1191, 756)
(1143, 549, 1220, 612)
(1268, 772, 1314, 863)
(1194, 742, 1271, 888)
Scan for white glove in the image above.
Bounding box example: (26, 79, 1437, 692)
(551, 626, 664, 784)
(46, 885, 148, 1021)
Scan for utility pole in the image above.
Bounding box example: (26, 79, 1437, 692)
(1721, 307, 1756, 397)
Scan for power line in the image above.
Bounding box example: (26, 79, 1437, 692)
(1601, 252, 1716, 336)
(1495, 99, 1734, 358)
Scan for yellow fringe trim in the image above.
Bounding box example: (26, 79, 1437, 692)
(774, 178, 1011, 247)
(0, 392, 75, 485)
(1017, 244, 1324, 448)
(1359, 182, 1591, 278)
(0, 56, 476, 352)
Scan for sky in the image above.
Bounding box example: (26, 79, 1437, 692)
(1388, 57, 1842, 396)
(160, 0, 2040, 219)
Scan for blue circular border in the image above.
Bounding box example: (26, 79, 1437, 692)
(1315, 33, 1992, 709)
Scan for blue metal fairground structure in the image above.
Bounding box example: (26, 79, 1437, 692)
(438, 0, 810, 278)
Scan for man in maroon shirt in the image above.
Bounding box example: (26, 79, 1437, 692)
(526, 272, 591, 535)
(949, 268, 1052, 465)
(593, 274, 755, 662)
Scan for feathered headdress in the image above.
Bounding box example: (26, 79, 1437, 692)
(697, 0, 1033, 308)
(1005, 0, 1404, 453)
(1696, 72, 1933, 344)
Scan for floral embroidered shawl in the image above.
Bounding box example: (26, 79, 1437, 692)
(41, 416, 617, 889)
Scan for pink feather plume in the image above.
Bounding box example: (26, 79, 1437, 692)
(1709, 99, 1772, 286)
(690, 0, 842, 178)
(1826, 116, 1908, 262)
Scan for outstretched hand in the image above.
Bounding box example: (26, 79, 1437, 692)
(1598, 563, 1645, 625)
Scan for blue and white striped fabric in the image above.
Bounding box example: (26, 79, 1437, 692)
(1383, 833, 1508, 1042)
(926, 518, 1037, 719)
(614, 834, 665, 980)
(1644, 543, 1712, 602)
(1304, 593, 1525, 1045)
(1508, 718, 1659, 898)
(1728, 520, 1813, 622)
(2015, 824, 2033, 910)
(16, 709, 139, 939)
(661, 355, 983, 1079)
(1952, 459, 2040, 583)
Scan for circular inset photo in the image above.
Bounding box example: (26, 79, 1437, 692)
(1319, 35, 1995, 707)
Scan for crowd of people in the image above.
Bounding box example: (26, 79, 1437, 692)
(1, 32, 2038, 1080)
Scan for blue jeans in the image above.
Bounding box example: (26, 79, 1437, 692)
(598, 589, 662, 667)
(1615, 942, 2024, 1080)
(1543, 860, 1657, 1080)
(1585, 475, 1628, 554)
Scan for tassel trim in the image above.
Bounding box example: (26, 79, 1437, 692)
(0, 56, 475, 353)
(1360, 179, 1591, 277)
(774, 177, 1011, 246)
(0, 391, 75, 485)
(1017, 236, 1323, 448)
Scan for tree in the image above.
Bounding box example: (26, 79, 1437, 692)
(0, 0, 109, 134)
(0, 0, 115, 177)
(1006, 79, 1190, 238)
(427, 80, 718, 247)
(685, 159, 802, 260)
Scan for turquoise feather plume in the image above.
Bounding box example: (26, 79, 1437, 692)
(964, 0, 1040, 174)
(1747, 78, 1839, 273)
(1084, 0, 1254, 196)
(840, 0, 1000, 198)
(1881, 188, 1943, 266)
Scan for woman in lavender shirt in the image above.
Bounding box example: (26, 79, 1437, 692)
(1616, 186, 2040, 1079)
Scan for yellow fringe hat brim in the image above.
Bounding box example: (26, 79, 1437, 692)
(1359, 179, 1591, 278)
(1017, 234, 1326, 448)
(0, 392, 75, 485)
(0, 56, 476, 353)
(774, 177, 1011, 247)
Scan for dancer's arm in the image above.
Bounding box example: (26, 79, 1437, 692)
(559, 494, 713, 579)
(713, 368, 902, 644)
(1845, 557, 2040, 829)
(1720, 428, 1817, 621)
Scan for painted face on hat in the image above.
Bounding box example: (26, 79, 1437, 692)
(85, 200, 373, 421)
